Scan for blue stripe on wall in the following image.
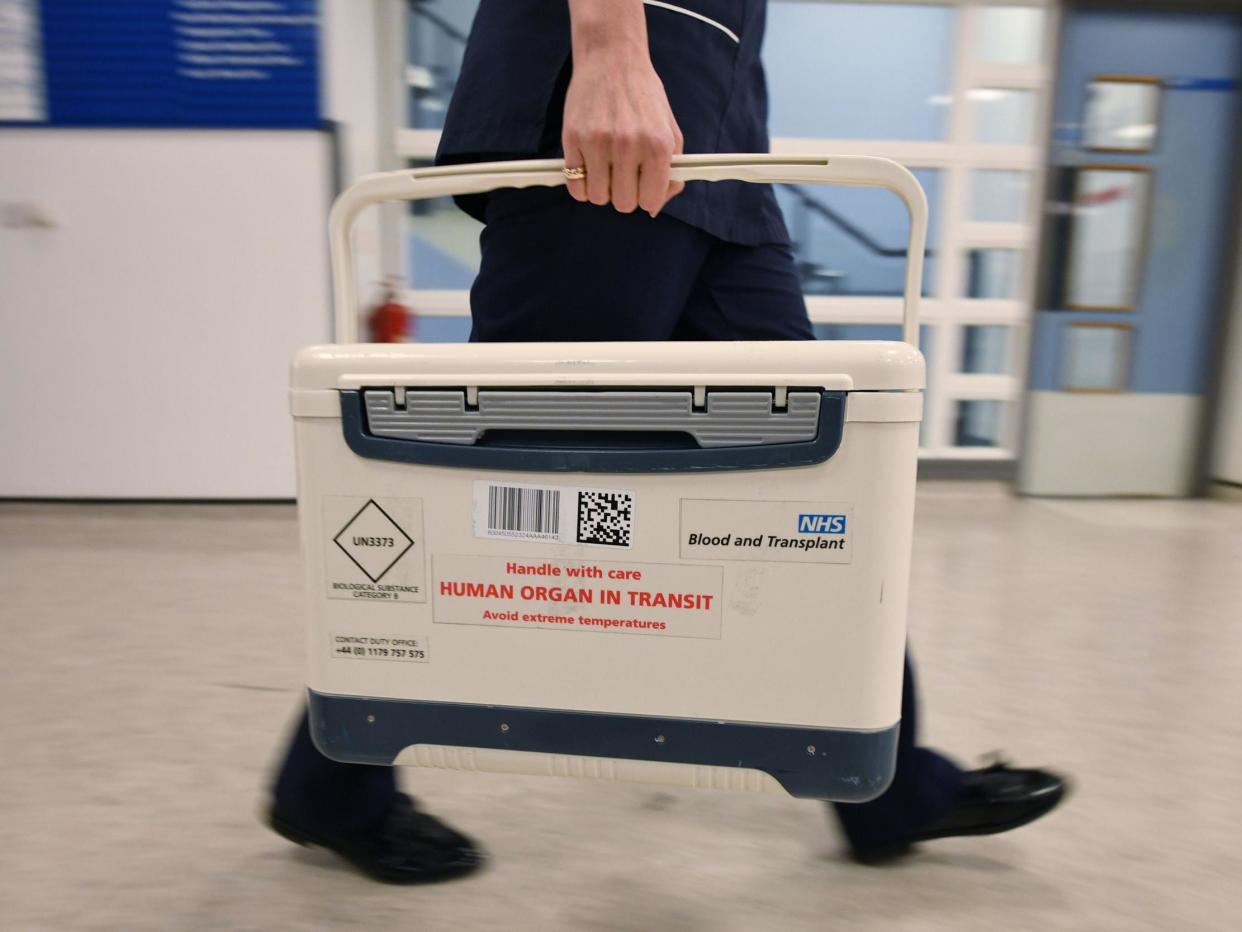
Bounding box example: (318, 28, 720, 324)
(34, 0, 320, 128)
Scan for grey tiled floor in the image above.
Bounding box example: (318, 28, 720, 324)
(2, 483, 1239, 930)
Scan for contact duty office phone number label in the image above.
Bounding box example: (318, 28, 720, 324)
(330, 634, 430, 663)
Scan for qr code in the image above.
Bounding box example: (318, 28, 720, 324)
(576, 491, 633, 547)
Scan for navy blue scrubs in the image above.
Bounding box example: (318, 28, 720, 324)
(273, 0, 962, 853)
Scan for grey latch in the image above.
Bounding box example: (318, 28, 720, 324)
(362, 390, 821, 448)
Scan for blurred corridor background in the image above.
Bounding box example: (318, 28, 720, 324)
(2, 0, 1241, 498)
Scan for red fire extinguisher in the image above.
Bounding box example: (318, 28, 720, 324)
(368, 278, 415, 343)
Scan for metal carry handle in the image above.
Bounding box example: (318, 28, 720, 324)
(329, 154, 928, 346)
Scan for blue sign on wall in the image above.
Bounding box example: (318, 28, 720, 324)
(0, 0, 320, 128)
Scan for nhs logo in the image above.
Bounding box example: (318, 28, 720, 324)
(797, 514, 847, 535)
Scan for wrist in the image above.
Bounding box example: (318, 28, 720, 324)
(569, 0, 649, 60)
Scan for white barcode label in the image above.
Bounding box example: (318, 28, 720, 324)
(486, 485, 561, 539)
(472, 481, 634, 548)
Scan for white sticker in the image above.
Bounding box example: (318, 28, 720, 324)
(472, 481, 634, 549)
(680, 499, 854, 564)
(324, 496, 427, 602)
(330, 633, 429, 663)
(432, 553, 722, 639)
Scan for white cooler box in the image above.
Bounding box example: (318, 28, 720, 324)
(293, 155, 928, 802)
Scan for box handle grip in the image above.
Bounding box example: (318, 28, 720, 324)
(329, 154, 927, 346)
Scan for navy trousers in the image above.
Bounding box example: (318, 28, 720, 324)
(272, 187, 962, 848)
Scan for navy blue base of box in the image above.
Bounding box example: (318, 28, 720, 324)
(307, 689, 898, 802)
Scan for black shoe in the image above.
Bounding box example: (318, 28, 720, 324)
(850, 759, 1069, 865)
(268, 793, 486, 884)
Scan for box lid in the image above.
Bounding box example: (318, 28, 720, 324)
(291, 341, 924, 393)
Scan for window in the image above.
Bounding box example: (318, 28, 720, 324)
(1065, 167, 1151, 310)
(971, 88, 1037, 144)
(977, 7, 1046, 65)
(406, 0, 477, 130)
(967, 248, 1023, 299)
(776, 172, 941, 298)
(1082, 77, 1161, 153)
(954, 400, 1008, 447)
(413, 315, 472, 343)
(970, 170, 1032, 223)
(405, 164, 481, 289)
(961, 325, 1012, 374)
(765, 3, 957, 140)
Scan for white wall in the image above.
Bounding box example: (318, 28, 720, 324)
(1019, 391, 1200, 497)
(1212, 215, 1242, 485)
(0, 130, 334, 497)
(0, 1, 392, 498)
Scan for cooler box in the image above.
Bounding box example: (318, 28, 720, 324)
(292, 155, 928, 802)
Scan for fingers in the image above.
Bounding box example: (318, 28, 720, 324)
(563, 125, 679, 216)
(611, 133, 642, 214)
(559, 61, 684, 216)
(582, 136, 612, 207)
(636, 146, 670, 218)
(564, 130, 610, 207)
(660, 119, 686, 213)
(562, 138, 588, 203)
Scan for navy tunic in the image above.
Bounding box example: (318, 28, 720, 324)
(436, 0, 790, 246)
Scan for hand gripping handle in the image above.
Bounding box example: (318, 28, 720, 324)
(329, 154, 928, 346)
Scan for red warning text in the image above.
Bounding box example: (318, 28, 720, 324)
(437, 579, 714, 611)
(432, 554, 722, 639)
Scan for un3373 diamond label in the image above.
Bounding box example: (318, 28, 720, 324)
(324, 496, 426, 602)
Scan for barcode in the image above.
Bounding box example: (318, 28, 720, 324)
(486, 486, 561, 536)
